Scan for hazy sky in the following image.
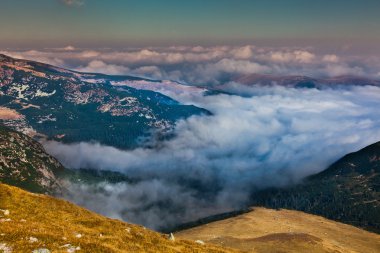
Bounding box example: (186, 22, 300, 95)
(1, 0, 380, 50)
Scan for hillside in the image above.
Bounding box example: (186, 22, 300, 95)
(250, 141, 380, 233)
(0, 183, 239, 253)
(0, 124, 63, 193)
(176, 207, 380, 253)
(232, 73, 380, 88)
(0, 54, 207, 149)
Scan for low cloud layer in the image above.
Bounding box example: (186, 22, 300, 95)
(44, 85, 380, 230)
(2, 45, 380, 85)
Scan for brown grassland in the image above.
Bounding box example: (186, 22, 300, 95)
(0, 183, 238, 253)
(176, 207, 380, 253)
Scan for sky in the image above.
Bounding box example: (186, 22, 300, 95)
(1, 0, 380, 50)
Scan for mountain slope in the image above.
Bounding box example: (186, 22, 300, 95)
(250, 141, 380, 233)
(0, 124, 63, 193)
(176, 207, 380, 253)
(0, 54, 207, 149)
(0, 183, 238, 253)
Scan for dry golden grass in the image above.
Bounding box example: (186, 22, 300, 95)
(0, 183, 239, 253)
(176, 207, 380, 253)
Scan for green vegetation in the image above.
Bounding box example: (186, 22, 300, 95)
(0, 56, 208, 149)
(251, 142, 380, 233)
(0, 125, 63, 193)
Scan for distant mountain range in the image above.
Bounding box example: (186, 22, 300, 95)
(232, 73, 380, 88)
(0, 54, 207, 149)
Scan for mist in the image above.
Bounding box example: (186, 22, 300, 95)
(42, 84, 380, 230)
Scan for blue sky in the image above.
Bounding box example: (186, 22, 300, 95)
(1, 0, 380, 49)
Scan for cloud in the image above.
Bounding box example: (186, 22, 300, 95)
(231, 45, 254, 59)
(2, 45, 380, 85)
(62, 45, 76, 51)
(269, 50, 315, 63)
(323, 54, 339, 63)
(44, 85, 380, 230)
(61, 0, 85, 7)
(77, 60, 130, 75)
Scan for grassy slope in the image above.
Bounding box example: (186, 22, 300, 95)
(176, 207, 380, 253)
(0, 183, 239, 253)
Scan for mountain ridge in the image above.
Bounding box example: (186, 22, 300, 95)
(250, 140, 380, 233)
(0, 124, 63, 193)
(232, 73, 380, 88)
(0, 54, 208, 149)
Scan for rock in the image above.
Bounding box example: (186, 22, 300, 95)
(0, 243, 12, 253)
(60, 244, 80, 253)
(195, 240, 205, 245)
(169, 233, 175, 241)
(29, 237, 38, 243)
(32, 249, 51, 253)
(75, 233, 82, 238)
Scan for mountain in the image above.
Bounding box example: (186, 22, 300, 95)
(232, 73, 380, 88)
(0, 183, 238, 253)
(250, 141, 380, 233)
(0, 124, 63, 193)
(0, 54, 207, 149)
(3, 183, 379, 253)
(176, 207, 380, 253)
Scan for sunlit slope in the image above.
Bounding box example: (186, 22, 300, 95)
(176, 207, 380, 253)
(0, 183, 239, 253)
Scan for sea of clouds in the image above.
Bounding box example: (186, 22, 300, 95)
(2, 45, 380, 85)
(44, 83, 380, 230)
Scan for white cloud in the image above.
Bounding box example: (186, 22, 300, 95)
(324, 64, 364, 77)
(63, 45, 76, 51)
(44, 85, 380, 230)
(231, 45, 254, 59)
(323, 54, 339, 63)
(2, 45, 380, 85)
(77, 60, 130, 75)
(269, 50, 315, 63)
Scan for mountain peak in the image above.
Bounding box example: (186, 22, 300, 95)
(0, 54, 14, 62)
